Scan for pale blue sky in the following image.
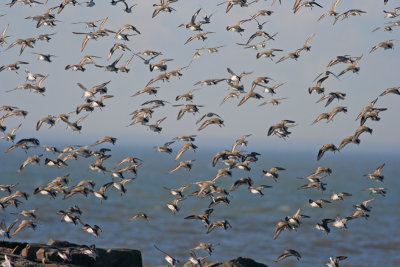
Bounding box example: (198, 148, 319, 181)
(1, 0, 399, 152)
(1, 2, 400, 265)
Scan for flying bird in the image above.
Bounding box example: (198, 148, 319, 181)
(275, 249, 301, 262)
(363, 163, 385, 182)
(317, 144, 338, 161)
(370, 40, 398, 53)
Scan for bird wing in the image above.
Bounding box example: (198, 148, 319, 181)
(316, 94, 329, 103)
(226, 67, 235, 76)
(169, 163, 182, 174)
(191, 8, 201, 24)
(198, 119, 212, 131)
(237, 93, 250, 106)
(374, 163, 385, 175)
(276, 53, 291, 63)
(146, 73, 168, 86)
(9, 123, 22, 135)
(324, 95, 336, 107)
(332, 0, 341, 11)
(317, 146, 326, 160)
(1, 24, 9, 37)
(370, 44, 380, 53)
(6, 218, 19, 234)
(36, 75, 49, 88)
(304, 33, 315, 47)
(154, 116, 166, 127)
(153, 244, 172, 257)
(152, 7, 162, 18)
(81, 35, 91, 52)
(75, 114, 89, 125)
(185, 34, 197, 45)
(99, 181, 113, 194)
(12, 220, 32, 236)
(273, 221, 287, 240)
(175, 145, 187, 160)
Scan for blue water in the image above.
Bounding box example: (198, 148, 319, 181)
(0, 145, 399, 267)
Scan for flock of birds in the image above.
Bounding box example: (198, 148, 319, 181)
(0, 0, 398, 266)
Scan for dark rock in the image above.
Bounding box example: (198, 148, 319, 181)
(5, 241, 27, 255)
(202, 257, 268, 267)
(47, 240, 75, 248)
(184, 261, 220, 267)
(94, 248, 142, 267)
(70, 248, 97, 266)
(0, 241, 25, 251)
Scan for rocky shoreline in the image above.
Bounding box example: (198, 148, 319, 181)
(0, 240, 268, 267)
(0, 240, 142, 267)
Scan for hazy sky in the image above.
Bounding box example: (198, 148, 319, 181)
(1, 1, 400, 265)
(1, 0, 399, 153)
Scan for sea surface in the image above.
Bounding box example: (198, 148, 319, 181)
(0, 146, 399, 267)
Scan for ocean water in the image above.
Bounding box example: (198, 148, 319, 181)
(0, 145, 399, 267)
